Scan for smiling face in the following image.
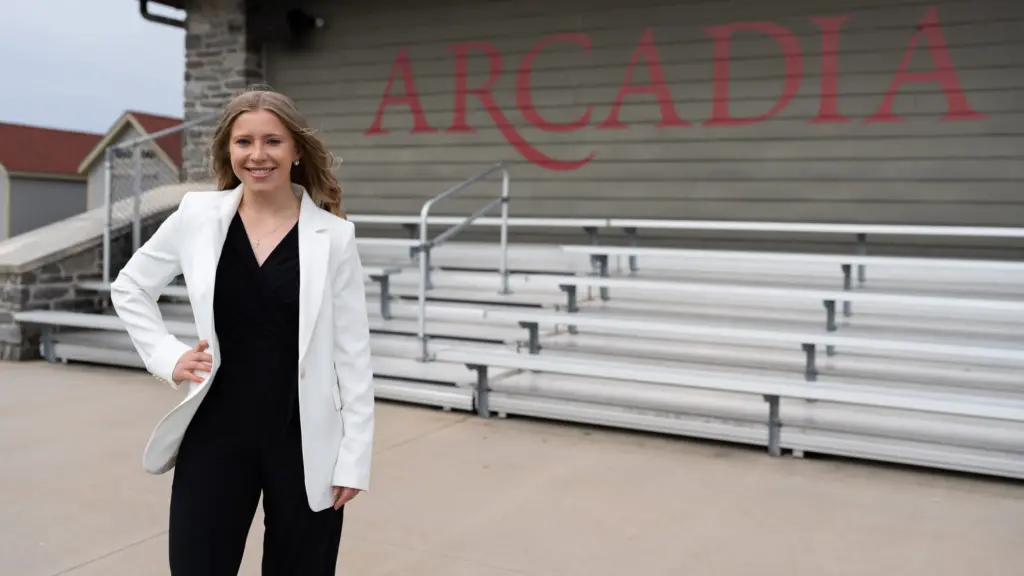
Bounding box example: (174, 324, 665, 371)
(228, 108, 300, 195)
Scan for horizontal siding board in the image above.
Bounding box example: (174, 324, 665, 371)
(337, 158, 1024, 182)
(297, 87, 1019, 122)
(338, 181, 1023, 203)
(290, 65, 1024, 104)
(304, 89, 1019, 130)
(332, 0, 1008, 29)
(322, 113, 1024, 143)
(298, 0, 1021, 57)
(276, 18, 1024, 72)
(588, 90, 1016, 125)
(333, 136, 1024, 163)
(310, 61, 1024, 103)
(340, 196, 1024, 226)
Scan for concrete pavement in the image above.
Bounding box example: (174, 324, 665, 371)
(1, 360, 1022, 575)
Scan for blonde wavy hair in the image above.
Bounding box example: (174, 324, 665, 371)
(208, 86, 345, 218)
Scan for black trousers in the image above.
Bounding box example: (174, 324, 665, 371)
(167, 408, 344, 576)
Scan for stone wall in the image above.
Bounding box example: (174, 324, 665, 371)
(0, 215, 168, 361)
(183, 0, 264, 182)
(0, 250, 105, 361)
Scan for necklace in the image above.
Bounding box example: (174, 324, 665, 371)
(243, 211, 297, 249)
(251, 219, 293, 248)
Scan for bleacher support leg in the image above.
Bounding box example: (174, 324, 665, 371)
(802, 343, 818, 381)
(823, 300, 837, 356)
(402, 224, 419, 266)
(591, 254, 610, 301)
(763, 394, 782, 457)
(623, 227, 639, 274)
(467, 364, 490, 418)
(559, 285, 579, 334)
(856, 233, 867, 286)
(840, 264, 852, 318)
(41, 327, 56, 363)
(375, 275, 392, 319)
(519, 322, 541, 354)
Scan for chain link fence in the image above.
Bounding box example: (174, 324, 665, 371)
(101, 114, 217, 284)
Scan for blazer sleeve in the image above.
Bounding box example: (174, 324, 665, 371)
(330, 223, 375, 491)
(109, 207, 193, 389)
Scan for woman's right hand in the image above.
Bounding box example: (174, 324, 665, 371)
(172, 340, 214, 384)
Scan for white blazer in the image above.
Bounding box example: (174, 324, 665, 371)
(110, 183, 374, 512)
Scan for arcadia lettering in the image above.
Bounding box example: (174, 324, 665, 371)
(365, 7, 986, 170)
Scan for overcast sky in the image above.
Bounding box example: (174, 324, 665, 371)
(0, 0, 185, 135)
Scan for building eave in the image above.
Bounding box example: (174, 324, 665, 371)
(144, 0, 184, 10)
(139, 0, 186, 28)
(8, 171, 88, 182)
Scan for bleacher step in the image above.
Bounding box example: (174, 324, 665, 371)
(374, 378, 473, 411)
(578, 295, 1024, 336)
(368, 316, 535, 345)
(490, 370, 1024, 452)
(44, 338, 479, 390)
(370, 355, 479, 386)
(484, 391, 1024, 478)
(46, 329, 442, 365)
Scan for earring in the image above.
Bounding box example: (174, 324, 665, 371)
(294, 160, 300, 166)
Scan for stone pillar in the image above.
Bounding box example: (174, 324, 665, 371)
(183, 0, 264, 183)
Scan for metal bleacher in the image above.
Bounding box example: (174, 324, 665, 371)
(12, 163, 1024, 480)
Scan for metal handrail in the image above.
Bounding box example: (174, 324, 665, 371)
(416, 161, 511, 361)
(102, 112, 219, 284)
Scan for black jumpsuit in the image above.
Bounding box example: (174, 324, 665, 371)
(167, 212, 344, 575)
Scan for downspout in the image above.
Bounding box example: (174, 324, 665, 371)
(139, 0, 186, 29)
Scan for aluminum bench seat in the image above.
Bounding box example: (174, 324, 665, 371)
(453, 306, 1024, 368)
(561, 244, 1024, 295)
(78, 264, 403, 317)
(368, 316, 535, 346)
(536, 330, 1024, 394)
(561, 244, 1024, 273)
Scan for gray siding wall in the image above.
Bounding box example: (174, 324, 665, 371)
(88, 125, 180, 214)
(0, 165, 8, 240)
(87, 143, 112, 212)
(266, 0, 1024, 253)
(9, 177, 87, 237)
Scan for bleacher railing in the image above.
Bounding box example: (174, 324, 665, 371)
(101, 113, 217, 284)
(416, 161, 511, 361)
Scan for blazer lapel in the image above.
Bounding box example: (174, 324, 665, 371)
(191, 185, 243, 351)
(297, 188, 330, 364)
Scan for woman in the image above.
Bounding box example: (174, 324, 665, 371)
(110, 88, 374, 575)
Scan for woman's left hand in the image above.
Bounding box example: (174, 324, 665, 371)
(332, 486, 361, 509)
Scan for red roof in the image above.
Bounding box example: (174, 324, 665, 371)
(129, 111, 183, 167)
(0, 122, 103, 176)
